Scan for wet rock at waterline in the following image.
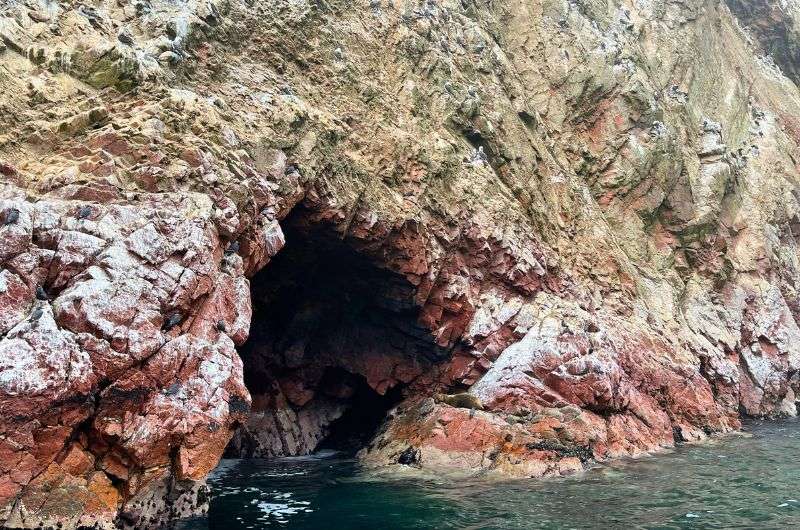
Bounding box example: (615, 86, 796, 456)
(3, 0, 800, 527)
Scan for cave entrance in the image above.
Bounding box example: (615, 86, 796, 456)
(315, 368, 405, 454)
(225, 207, 443, 459)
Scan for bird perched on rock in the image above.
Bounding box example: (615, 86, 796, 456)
(216, 320, 227, 332)
(171, 36, 185, 57)
(225, 241, 240, 255)
(117, 30, 135, 46)
(35, 285, 48, 301)
(77, 205, 93, 220)
(78, 5, 103, 29)
(29, 306, 43, 322)
(465, 146, 488, 166)
(162, 312, 183, 331)
(284, 163, 300, 176)
(3, 208, 19, 225)
(158, 51, 181, 65)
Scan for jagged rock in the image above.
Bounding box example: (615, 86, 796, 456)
(4, 0, 800, 527)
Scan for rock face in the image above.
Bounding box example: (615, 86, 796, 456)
(4, 0, 800, 526)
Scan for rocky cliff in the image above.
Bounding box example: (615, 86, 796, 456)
(3, 0, 800, 527)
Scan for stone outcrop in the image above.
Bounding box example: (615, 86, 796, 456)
(726, 0, 800, 86)
(4, 0, 800, 527)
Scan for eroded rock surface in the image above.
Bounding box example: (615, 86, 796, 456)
(3, 0, 800, 527)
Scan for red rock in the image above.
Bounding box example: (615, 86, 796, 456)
(59, 444, 94, 476)
(6, 2, 800, 527)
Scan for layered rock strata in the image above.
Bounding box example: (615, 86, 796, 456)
(3, 0, 800, 527)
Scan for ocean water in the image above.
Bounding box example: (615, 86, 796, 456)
(180, 419, 800, 529)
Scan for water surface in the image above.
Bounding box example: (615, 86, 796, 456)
(181, 419, 800, 529)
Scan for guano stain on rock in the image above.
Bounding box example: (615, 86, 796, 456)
(2, 0, 800, 528)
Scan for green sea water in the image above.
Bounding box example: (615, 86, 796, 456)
(180, 419, 800, 529)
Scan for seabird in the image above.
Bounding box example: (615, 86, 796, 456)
(118, 30, 134, 46)
(3, 208, 19, 225)
(162, 312, 183, 331)
(225, 241, 240, 255)
(35, 285, 48, 301)
(30, 306, 43, 322)
(77, 205, 93, 220)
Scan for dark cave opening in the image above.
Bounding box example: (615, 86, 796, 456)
(225, 207, 443, 458)
(315, 368, 405, 454)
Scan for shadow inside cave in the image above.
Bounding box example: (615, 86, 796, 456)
(224, 207, 447, 459)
